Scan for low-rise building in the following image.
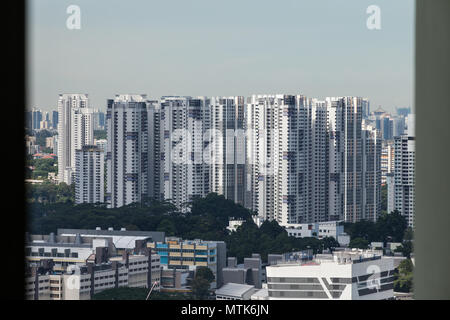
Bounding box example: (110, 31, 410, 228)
(159, 268, 194, 293)
(25, 252, 161, 300)
(266, 249, 395, 300)
(147, 237, 226, 289)
(57, 228, 165, 254)
(222, 254, 263, 289)
(251, 287, 269, 300)
(227, 219, 245, 233)
(283, 221, 347, 245)
(215, 283, 257, 300)
(26, 232, 116, 271)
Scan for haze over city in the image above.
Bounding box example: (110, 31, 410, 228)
(27, 0, 414, 113)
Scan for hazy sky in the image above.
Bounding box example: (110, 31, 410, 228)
(27, 0, 414, 113)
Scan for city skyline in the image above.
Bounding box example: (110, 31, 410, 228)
(27, 0, 414, 113)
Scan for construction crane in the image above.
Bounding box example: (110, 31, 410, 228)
(145, 281, 159, 300)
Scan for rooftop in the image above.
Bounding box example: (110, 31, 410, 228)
(57, 228, 165, 245)
(270, 249, 384, 267)
(215, 283, 255, 297)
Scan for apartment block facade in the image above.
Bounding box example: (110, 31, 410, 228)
(57, 94, 93, 185)
(75, 145, 104, 204)
(159, 96, 211, 211)
(393, 135, 415, 227)
(106, 95, 151, 208)
(209, 96, 246, 207)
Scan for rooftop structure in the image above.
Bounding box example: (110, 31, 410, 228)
(57, 228, 165, 251)
(215, 283, 257, 300)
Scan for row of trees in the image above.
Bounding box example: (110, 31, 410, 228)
(27, 193, 341, 262)
(343, 211, 409, 245)
(26, 181, 73, 204)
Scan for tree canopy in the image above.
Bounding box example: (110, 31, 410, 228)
(343, 210, 408, 244)
(394, 259, 414, 293)
(26, 193, 343, 263)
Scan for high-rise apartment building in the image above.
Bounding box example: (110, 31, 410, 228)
(381, 140, 395, 185)
(106, 94, 151, 208)
(209, 96, 246, 206)
(147, 100, 161, 201)
(57, 94, 93, 184)
(246, 95, 379, 225)
(75, 145, 104, 204)
(393, 135, 415, 227)
(159, 96, 210, 212)
(246, 95, 329, 225)
(101, 93, 381, 223)
(327, 97, 381, 222)
(386, 173, 395, 214)
(327, 97, 363, 222)
(310, 99, 330, 222)
(362, 122, 382, 222)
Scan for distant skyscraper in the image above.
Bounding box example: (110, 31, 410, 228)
(381, 140, 395, 184)
(362, 121, 382, 222)
(393, 134, 415, 227)
(57, 94, 93, 184)
(393, 116, 405, 137)
(98, 111, 105, 129)
(92, 109, 106, 131)
(407, 114, 415, 136)
(362, 98, 370, 118)
(159, 96, 210, 212)
(32, 108, 42, 130)
(209, 96, 246, 206)
(52, 110, 59, 130)
(381, 116, 394, 140)
(106, 94, 151, 208)
(396, 107, 411, 117)
(75, 145, 104, 204)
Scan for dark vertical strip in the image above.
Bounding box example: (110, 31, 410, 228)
(89, 264, 95, 299)
(415, 0, 450, 299)
(5, 0, 26, 300)
(34, 272, 39, 300)
(114, 262, 119, 289)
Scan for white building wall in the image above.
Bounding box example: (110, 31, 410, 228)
(75, 146, 104, 204)
(106, 95, 150, 208)
(57, 94, 92, 184)
(160, 96, 210, 212)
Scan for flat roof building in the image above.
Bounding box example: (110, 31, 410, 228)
(215, 283, 257, 300)
(266, 249, 395, 300)
(57, 228, 165, 252)
(147, 237, 226, 289)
